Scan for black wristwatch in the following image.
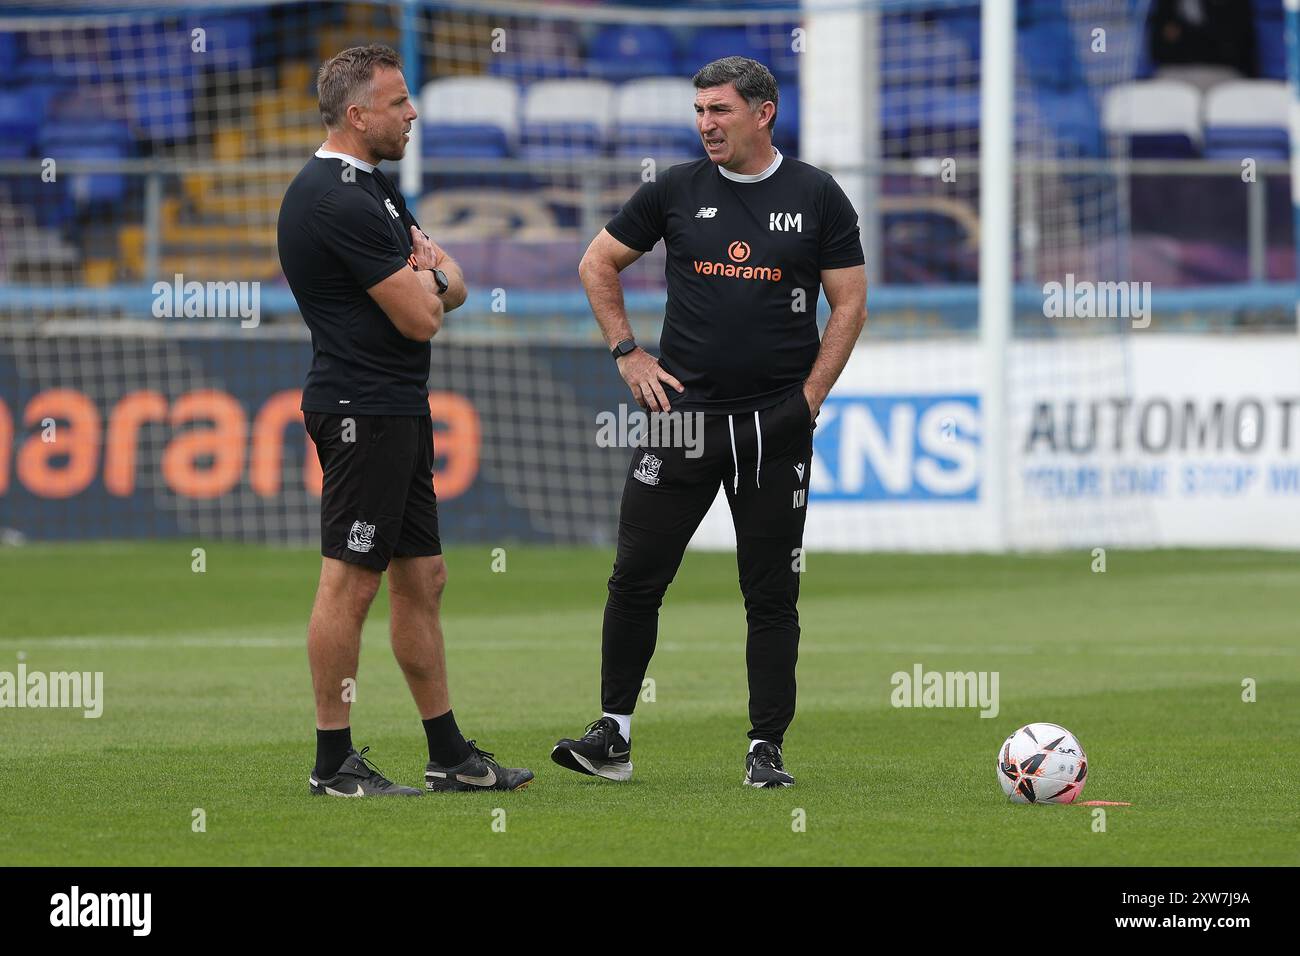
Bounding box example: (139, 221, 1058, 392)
(431, 268, 449, 294)
(611, 338, 637, 360)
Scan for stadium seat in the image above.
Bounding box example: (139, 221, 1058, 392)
(880, 14, 977, 90)
(1203, 80, 1290, 159)
(520, 79, 616, 159)
(1254, 3, 1286, 80)
(1018, 18, 1083, 90)
(1030, 89, 1103, 157)
(1101, 79, 1202, 157)
(38, 119, 133, 208)
(201, 14, 257, 72)
(0, 89, 42, 154)
(881, 87, 981, 150)
(131, 84, 194, 143)
(0, 31, 17, 69)
(930, 7, 980, 58)
(612, 77, 698, 159)
(420, 76, 519, 158)
(588, 25, 677, 82)
(487, 22, 583, 80)
(685, 27, 768, 75)
(773, 81, 800, 155)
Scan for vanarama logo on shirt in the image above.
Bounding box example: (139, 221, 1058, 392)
(693, 239, 783, 282)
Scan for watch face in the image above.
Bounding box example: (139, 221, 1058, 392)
(433, 269, 449, 292)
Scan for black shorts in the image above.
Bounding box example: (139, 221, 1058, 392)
(304, 412, 442, 571)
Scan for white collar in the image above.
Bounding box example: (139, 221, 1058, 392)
(717, 147, 782, 183)
(316, 146, 375, 174)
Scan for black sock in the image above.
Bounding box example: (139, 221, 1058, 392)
(423, 710, 471, 766)
(315, 727, 353, 779)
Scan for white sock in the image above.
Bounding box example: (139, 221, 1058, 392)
(749, 739, 775, 753)
(603, 712, 631, 742)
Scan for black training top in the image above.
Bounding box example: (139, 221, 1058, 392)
(605, 152, 864, 414)
(278, 152, 428, 416)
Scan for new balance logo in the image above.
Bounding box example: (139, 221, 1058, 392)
(633, 452, 662, 486)
(695, 207, 718, 219)
(347, 520, 376, 553)
(793, 488, 807, 509)
(384, 198, 400, 219)
(769, 212, 803, 232)
(794, 461, 805, 482)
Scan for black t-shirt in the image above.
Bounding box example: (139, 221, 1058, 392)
(277, 154, 428, 415)
(605, 154, 864, 414)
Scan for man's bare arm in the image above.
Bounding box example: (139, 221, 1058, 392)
(410, 226, 467, 312)
(367, 266, 444, 342)
(803, 265, 868, 419)
(578, 228, 684, 412)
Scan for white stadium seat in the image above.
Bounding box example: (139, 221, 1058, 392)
(1203, 79, 1289, 129)
(1101, 79, 1202, 156)
(614, 76, 697, 129)
(521, 78, 616, 130)
(420, 75, 520, 138)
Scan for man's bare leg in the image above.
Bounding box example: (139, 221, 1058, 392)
(388, 554, 533, 790)
(309, 556, 381, 730)
(387, 554, 451, 719)
(306, 556, 422, 795)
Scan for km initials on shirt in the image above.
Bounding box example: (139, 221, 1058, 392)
(769, 212, 802, 232)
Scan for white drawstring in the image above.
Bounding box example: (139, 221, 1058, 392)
(753, 410, 762, 488)
(727, 414, 739, 493)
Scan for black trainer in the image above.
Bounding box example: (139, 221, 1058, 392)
(551, 717, 633, 781)
(425, 740, 534, 792)
(309, 746, 423, 797)
(744, 742, 794, 789)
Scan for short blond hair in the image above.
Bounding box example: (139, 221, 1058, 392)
(317, 44, 403, 129)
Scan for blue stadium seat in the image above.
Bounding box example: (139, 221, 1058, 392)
(764, 22, 801, 81)
(881, 13, 977, 90)
(132, 84, 193, 143)
(487, 22, 583, 80)
(930, 7, 980, 58)
(38, 120, 132, 208)
(1019, 19, 1083, 89)
(0, 89, 42, 153)
(1203, 80, 1289, 159)
(201, 14, 256, 72)
(773, 82, 799, 155)
(0, 32, 17, 69)
(1030, 89, 1103, 157)
(420, 76, 519, 160)
(685, 27, 769, 74)
(588, 25, 677, 82)
(1255, 7, 1286, 80)
(881, 88, 981, 148)
(422, 123, 511, 159)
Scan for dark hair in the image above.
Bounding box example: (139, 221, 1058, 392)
(317, 44, 403, 129)
(692, 56, 779, 134)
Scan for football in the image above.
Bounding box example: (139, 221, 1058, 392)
(997, 722, 1088, 804)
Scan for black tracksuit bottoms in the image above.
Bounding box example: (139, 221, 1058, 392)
(600, 386, 815, 747)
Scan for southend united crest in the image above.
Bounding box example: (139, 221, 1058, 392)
(633, 452, 662, 486)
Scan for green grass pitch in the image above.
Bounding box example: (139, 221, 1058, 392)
(1, 542, 1296, 866)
